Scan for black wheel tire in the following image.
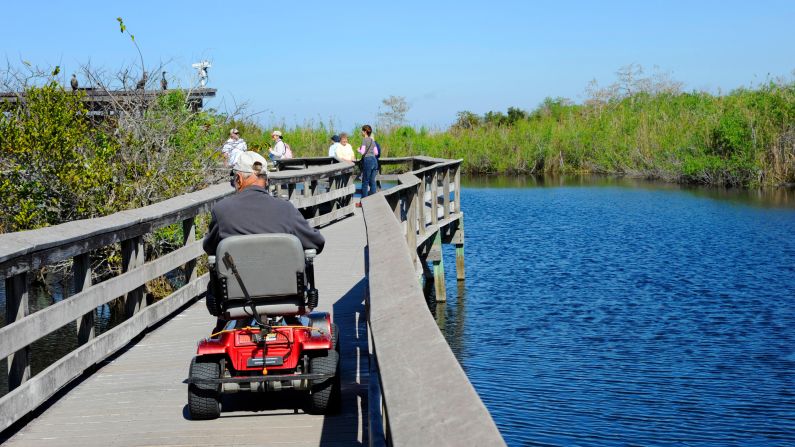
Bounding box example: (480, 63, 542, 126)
(188, 357, 221, 420)
(307, 350, 341, 415)
(205, 289, 221, 317)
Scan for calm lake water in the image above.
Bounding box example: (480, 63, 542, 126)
(436, 176, 795, 446)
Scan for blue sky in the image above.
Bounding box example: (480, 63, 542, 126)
(1, 1, 793, 131)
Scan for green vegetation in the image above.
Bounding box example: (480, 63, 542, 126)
(0, 83, 227, 233)
(261, 73, 795, 188)
(3, 68, 793, 236)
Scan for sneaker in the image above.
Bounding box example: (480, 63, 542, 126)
(355, 202, 362, 208)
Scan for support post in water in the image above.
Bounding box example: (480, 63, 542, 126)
(432, 231, 447, 302)
(451, 215, 465, 281)
(5, 272, 30, 390)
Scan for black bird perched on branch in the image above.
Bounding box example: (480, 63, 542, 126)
(70, 74, 78, 91)
(161, 71, 168, 91)
(135, 72, 148, 90)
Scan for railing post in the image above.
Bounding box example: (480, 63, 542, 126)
(452, 216, 465, 281)
(432, 232, 446, 302)
(417, 172, 427, 237)
(182, 217, 197, 283)
(310, 179, 320, 217)
(347, 171, 355, 208)
(431, 169, 439, 226)
(391, 195, 401, 222)
(5, 272, 30, 390)
(74, 253, 94, 345)
(454, 163, 461, 214)
(122, 236, 145, 318)
(330, 174, 339, 211)
(407, 187, 418, 262)
(443, 168, 451, 220)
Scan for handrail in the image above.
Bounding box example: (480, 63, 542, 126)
(0, 160, 356, 432)
(0, 162, 356, 276)
(361, 157, 505, 446)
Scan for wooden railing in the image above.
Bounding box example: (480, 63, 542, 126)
(0, 162, 355, 431)
(361, 157, 505, 446)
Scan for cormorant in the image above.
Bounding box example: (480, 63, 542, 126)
(70, 74, 78, 91)
(135, 72, 148, 90)
(161, 71, 168, 91)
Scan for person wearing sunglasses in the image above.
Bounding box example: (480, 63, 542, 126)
(220, 128, 248, 166)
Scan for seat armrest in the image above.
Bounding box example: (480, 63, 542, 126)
(304, 249, 317, 260)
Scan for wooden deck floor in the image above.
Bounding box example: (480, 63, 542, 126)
(3, 211, 369, 447)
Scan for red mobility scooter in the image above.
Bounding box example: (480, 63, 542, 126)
(186, 234, 340, 420)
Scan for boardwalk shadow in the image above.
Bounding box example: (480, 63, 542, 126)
(322, 277, 368, 446)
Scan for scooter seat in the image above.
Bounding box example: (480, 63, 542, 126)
(214, 233, 308, 318)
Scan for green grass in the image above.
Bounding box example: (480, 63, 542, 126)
(247, 80, 795, 187)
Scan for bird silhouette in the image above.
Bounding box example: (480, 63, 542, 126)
(70, 74, 78, 91)
(161, 71, 168, 91)
(135, 72, 148, 90)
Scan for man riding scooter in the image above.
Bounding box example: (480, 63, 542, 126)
(203, 151, 325, 333)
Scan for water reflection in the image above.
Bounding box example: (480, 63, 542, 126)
(443, 179, 795, 446)
(464, 174, 795, 209)
(435, 277, 467, 360)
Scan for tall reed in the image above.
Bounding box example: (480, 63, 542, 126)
(239, 80, 795, 187)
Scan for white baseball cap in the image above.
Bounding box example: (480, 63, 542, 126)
(271, 130, 283, 137)
(232, 151, 268, 175)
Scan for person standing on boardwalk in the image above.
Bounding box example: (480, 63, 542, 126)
(269, 130, 292, 161)
(358, 125, 379, 203)
(203, 150, 325, 333)
(334, 132, 355, 163)
(328, 134, 341, 158)
(220, 128, 247, 166)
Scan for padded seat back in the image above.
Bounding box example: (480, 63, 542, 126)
(215, 234, 306, 318)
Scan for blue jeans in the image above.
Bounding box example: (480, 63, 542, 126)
(361, 156, 379, 198)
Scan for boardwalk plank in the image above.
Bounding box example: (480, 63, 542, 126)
(3, 212, 368, 447)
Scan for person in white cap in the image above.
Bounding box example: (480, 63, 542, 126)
(203, 150, 324, 256)
(220, 128, 248, 166)
(268, 130, 291, 160)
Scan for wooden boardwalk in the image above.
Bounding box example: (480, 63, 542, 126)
(1, 156, 505, 446)
(3, 211, 368, 447)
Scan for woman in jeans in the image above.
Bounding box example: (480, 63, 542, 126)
(358, 124, 379, 203)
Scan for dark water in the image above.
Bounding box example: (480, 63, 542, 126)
(0, 272, 141, 397)
(437, 176, 795, 446)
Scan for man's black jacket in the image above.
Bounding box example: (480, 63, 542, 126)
(202, 185, 326, 255)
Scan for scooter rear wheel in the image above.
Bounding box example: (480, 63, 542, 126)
(307, 349, 341, 414)
(188, 357, 221, 420)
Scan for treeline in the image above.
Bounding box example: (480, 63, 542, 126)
(390, 80, 795, 186)
(276, 70, 795, 188)
(3, 69, 794, 233)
